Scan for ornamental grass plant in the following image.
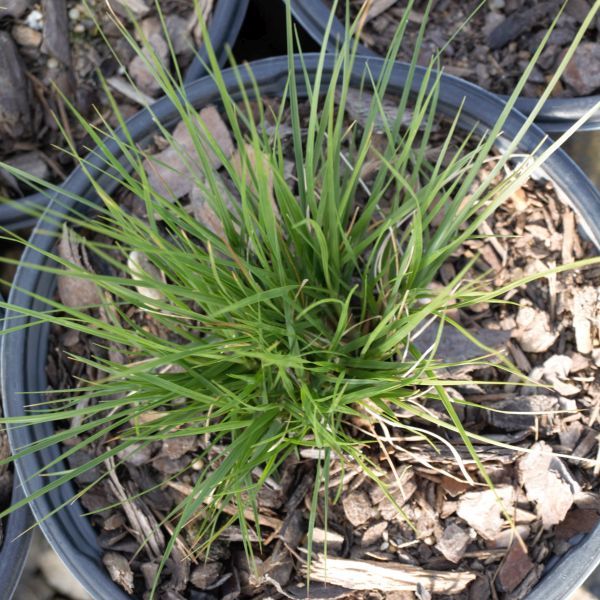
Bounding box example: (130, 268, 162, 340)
(0, 0, 599, 597)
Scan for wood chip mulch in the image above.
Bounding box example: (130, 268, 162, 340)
(329, 0, 600, 99)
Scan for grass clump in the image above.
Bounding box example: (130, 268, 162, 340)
(0, 0, 599, 596)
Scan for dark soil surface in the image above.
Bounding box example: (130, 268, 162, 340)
(329, 0, 600, 99)
(0, 0, 213, 199)
(40, 95, 600, 599)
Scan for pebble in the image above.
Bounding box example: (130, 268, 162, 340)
(513, 304, 558, 353)
(11, 24, 42, 47)
(565, 0, 592, 23)
(563, 42, 600, 96)
(24, 8, 43, 31)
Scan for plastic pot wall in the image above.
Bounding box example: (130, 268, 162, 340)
(0, 303, 33, 599)
(286, 0, 600, 133)
(0, 0, 249, 232)
(3, 55, 600, 600)
(0, 485, 32, 599)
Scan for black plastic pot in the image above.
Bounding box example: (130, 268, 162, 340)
(286, 0, 600, 133)
(0, 0, 249, 232)
(3, 54, 600, 599)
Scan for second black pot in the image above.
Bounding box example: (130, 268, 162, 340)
(3, 54, 600, 599)
(286, 0, 600, 133)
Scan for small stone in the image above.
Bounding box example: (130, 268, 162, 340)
(563, 43, 600, 96)
(103, 513, 125, 531)
(565, 0, 592, 23)
(342, 490, 374, 527)
(483, 11, 505, 38)
(190, 562, 222, 589)
(116, 442, 153, 466)
(109, 0, 150, 18)
(435, 523, 470, 563)
(166, 14, 193, 57)
(4, 151, 48, 180)
(559, 421, 583, 451)
(25, 8, 43, 30)
(496, 542, 535, 593)
(541, 355, 580, 397)
(152, 455, 189, 475)
(468, 577, 491, 600)
(513, 305, 558, 353)
(11, 24, 42, 47)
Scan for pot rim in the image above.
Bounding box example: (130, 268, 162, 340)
(3, 53, 600, 599)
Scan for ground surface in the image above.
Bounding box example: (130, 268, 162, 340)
(10, 533, 600, 599)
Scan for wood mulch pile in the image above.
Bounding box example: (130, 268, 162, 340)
(37, 96, 600, 599)
(329, 0, 600, 98)
(0, 0, 212, 199)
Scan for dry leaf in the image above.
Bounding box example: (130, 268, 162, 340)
(57, 223, 101, 308)
(517, 441, 579, 528)
(127, 250, 165, 302)
(145, 105, 234, 199)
